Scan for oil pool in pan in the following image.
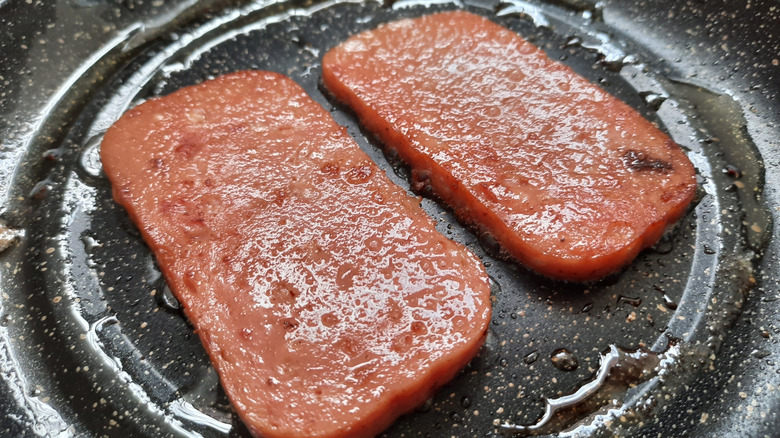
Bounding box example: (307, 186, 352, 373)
(0, 0, 778, 437)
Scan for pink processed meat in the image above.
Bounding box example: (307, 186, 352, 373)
(322, 11, 697, 281)
(100, 70, 492, 438)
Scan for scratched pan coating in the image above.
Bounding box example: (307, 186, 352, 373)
(0, 0, 778, 437)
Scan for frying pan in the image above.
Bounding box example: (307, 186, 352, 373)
(1, 0, 778, 436)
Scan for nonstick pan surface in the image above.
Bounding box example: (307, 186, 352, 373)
(1, 0, 779, 437)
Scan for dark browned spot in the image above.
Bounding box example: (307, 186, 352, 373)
(175, 131, 203, 157)
(723, 164, 742, 178)
(320, 162, 340, 177)
(183, 270, 199, 293)
(239, 327, 253, 340)
(273, 188, 288, 206)
(159, 199, 188, 215)
(227, 122, 247, 134)
(281, 317, 299, 332)
(623, 150, 673, 173)
(410, 168, 433, 195)
(270, 280, 300, 306)
(411, 321, 427, 335)
(149, 157, 167, 172)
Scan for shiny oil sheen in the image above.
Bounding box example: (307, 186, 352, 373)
(0, 0, 778, 437)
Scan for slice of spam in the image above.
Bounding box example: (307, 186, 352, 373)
(100, 70, 491, 438)
(322, 11, 697, 281)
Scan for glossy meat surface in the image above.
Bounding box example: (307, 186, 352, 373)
(322, 11, 697, 281)
(100, 71, 491, 438)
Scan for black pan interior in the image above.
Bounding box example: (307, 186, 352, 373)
(1, 0, 779, 437)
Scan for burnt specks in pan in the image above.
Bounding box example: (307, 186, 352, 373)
(623, 150, 673, 173)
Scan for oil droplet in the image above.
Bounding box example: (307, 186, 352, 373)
(665, 79, 771, 253)
(722, 164, 742, 178)
(638, 91, 668, 111)
(551, 348, 579, 371)
(81, 235, 102, 252)
(159, 283, 181, 311)
(460, 396, 472, 408)
(478, 231, 502, 257)
(144, 255, 161, 284)
(489, 275, 502, 295)
(581, 303, 593, 313)
(752, 349, 771, 359)
(80, 134, 104, 177)
(450, 412, 463, 423)
(386, 148, 410, 180)
(524, 350, 539, 364)
(29, 179, 54, 200)
(501, 342, 681, 436)
(563, 36, 582, 48)
(617, 296, 642, 307)
(43, 147, 65, 161)
(662, 294, 679, 310)
(653, 284, 678, 310)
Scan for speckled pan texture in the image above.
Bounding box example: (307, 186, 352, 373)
(0, 0, 778, 437)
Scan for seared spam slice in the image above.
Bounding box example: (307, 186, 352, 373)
(322, 11, 697, 281)
(100, 70, 491, 438)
